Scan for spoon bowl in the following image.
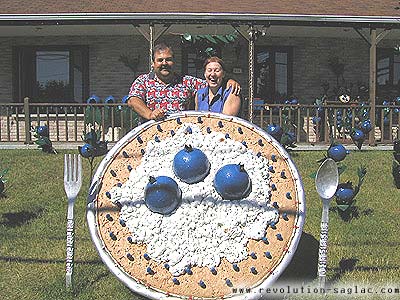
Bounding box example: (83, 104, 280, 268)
(315, 158, 339, 201)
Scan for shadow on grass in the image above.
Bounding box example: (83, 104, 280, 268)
(330, 258, 400, 283)
(278, 231, 319, 282)
(329, 207, 374, 222)
(0, 209, 44, 227)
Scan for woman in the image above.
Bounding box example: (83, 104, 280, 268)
(195, 57, 241, 116)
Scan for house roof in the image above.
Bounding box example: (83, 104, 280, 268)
(1, 0, 400, 26)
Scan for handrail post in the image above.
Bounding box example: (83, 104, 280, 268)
(23, 97, 32, 144)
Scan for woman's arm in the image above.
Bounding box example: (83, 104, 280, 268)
(222, 93, 241, 116)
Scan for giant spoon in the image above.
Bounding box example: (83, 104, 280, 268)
(315, 158, 339, 290)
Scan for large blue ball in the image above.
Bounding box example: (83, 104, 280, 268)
(36, 125, 49, 137)
(214, 164, 252, 200)
(360, 120, 372, 134)
(266, 124, 283, 142)
(352, 129, 365, 141)
(327, 144, 347, 162)
(336, 185, 355, 202)
(80, 143, 94, 158)
(87, 94, 100, 104)
(173, 146, 210, 184)
(145, 176, 182, 215)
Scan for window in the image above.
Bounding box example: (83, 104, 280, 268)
(13, 46, 89, 103)
(377, 48, 400, 101)
(254, 46, 292, 103)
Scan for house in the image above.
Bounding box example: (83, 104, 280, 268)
(0, 1, 399, 144)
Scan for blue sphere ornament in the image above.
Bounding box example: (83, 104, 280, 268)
(121, 95, 130, 103)
(104, 95, 115, 104)
(214, 164, 252, 200)
(266, 124, 283, 142)
(173, 145, 210, 184)
(290, 98, 299, 105)
(312, 116, 321, 125)
(80, 143, 95, 158)
(335, 184, 355, 202)
(360, 119, 372, 134)
(144, 176, 182, 215)
(327, 144, 347, 162)
(86, 94, 100, 104)
(352, 129, 365, 141)
(36, 125, 49, 137)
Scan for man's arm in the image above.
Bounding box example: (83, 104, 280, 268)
(127, 96, 165, 120)
(226, 79, 241, 96)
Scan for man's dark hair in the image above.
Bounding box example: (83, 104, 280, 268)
(152, 42, 173, 61)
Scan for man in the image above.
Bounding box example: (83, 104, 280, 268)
(127, 42, 240, 120)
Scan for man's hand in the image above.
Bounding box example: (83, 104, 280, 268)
(127, 96, 166, 120)
(149, 108, 166, 120)
(226, 79, 241, 96)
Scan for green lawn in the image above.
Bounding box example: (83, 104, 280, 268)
(0, 149, 399, 300)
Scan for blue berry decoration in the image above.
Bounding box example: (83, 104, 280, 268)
(351, 128, 365, 150)
(214, 164, 252, 200)
(266, 123, 283, 142)
(173, 145, 210, 184)
(335, 182, 355, 203)
(80, 143, 95, 158)
(360, 119, 372, 134)
(144, 176, 182, 215)
(327, 144, 347, 162)
(36, 125, 49, 137)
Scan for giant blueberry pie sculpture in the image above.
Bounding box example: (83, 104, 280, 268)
(87, 111, 305, 299)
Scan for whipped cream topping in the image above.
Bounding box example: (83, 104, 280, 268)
(110, 123, 278, 276)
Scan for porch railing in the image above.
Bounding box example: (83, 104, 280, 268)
(0, 98, 399, 145)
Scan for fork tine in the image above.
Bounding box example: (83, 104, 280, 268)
(64, 154, 69, 182)
(68, 154, 73, 182)
(73, 154, 78, 182)
(77, 155, 82, 184)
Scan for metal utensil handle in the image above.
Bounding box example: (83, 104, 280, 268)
(66, 211, 75, 287)
(318, 203, 330, 289)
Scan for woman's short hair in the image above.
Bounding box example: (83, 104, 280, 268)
(203, 56, 225, 71)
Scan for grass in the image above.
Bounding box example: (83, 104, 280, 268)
(0, 149, 399, 300)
